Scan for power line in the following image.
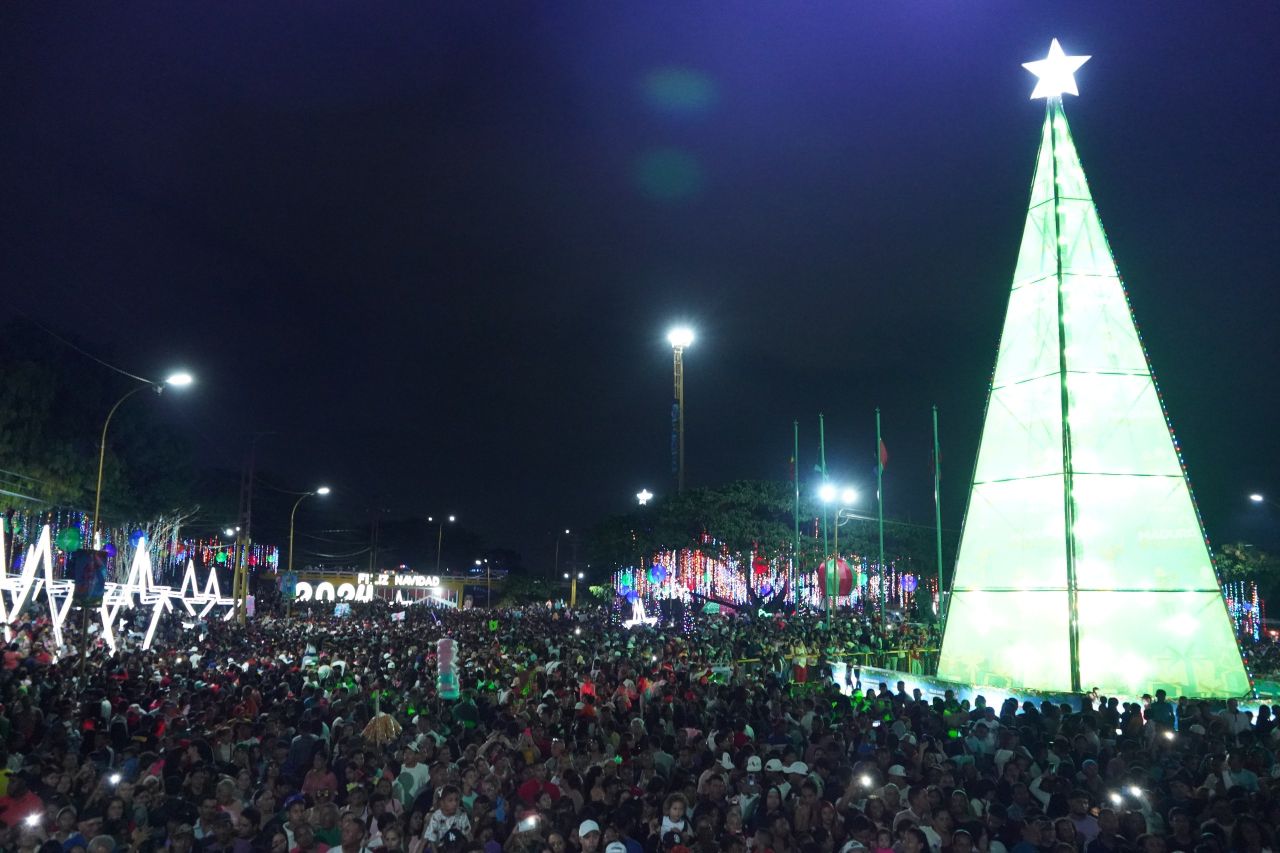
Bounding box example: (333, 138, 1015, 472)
(10, 307, 155, 385)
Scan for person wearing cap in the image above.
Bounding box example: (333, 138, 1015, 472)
(281, 795, 308, 849)
(397, 745, 431, 807)
(762, 758, 789, 799)
(577, 820, 602, 853)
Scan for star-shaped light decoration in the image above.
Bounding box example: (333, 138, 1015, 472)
(1022, 38, 1090, 99)
(636, 488, 654, 506)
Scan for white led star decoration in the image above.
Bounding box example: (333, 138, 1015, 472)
(0, 524, 236, 654)
(1023, 38, 1091, 99)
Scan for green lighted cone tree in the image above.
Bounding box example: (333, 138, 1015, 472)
(937, 41, 1249, 697)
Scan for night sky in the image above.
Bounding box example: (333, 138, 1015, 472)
(2, 3, 1278, 567)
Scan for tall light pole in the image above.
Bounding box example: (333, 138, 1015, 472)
(667, 327, 694, 493)
(564, 570, 585, 608)
(287, 487, 331, 574)
(820, 485, 860, 623)
(554, 528, 570, 577)
(430, 515, 456, 574)
(92, 372, 193, 543)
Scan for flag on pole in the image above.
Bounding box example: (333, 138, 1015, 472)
(879, 439, 889, 470)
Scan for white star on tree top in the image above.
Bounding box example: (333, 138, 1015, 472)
(1023, 39, 1090, 99)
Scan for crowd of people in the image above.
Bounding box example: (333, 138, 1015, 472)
(0, 599, 1275, 853)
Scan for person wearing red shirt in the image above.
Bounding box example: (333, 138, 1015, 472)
(0, 774, 43, 828)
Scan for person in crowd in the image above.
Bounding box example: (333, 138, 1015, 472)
(0, 594, 1277, 853)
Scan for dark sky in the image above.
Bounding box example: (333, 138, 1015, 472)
(2, 2, 1278, 567)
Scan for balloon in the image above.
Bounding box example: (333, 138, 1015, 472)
(760, 582, 773, 597)
(817, 558, 854, 599)
(104, 543, 117, 558)
(901, 575, 918, 593)
(55, 528, 81, 551)
(648, 564, 667, 584)
(129, 529, 146, 547)
(248, 555, 258, 567)
(624, 590, 639, 604)
(752, 556, 769, 575)
(215, 552, 228, 565)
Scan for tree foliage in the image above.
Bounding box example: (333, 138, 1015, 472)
(0, 322, 197, 522)
(583, 479, 953, 579)
(1217, 542, 1280, 581)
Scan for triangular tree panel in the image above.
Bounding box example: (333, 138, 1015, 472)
(937, 101, 1248, 697)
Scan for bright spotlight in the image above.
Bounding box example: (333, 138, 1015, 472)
(819, 483, 837, 503)
(841, 488, 859, 505)
(315, 486, 331, 495)
(667, 327, 694, 349)
(164, 372, 194, 387)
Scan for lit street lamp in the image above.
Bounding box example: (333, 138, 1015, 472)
(476, 558, 494, 608)
(554, 528, 571, 578)
(667, 326, 693, 493)
(288, 487, 331, 574)
(820, 485, 864, 622)
(429, 514, 457, 574)
(92, 371, 194, 542)
(1250, 493, 1278, 508)
(564, 570, 585, 608)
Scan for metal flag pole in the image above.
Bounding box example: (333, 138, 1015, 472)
(876, 408, 885, 622)
(819, 414, 828, 559)
(933, 405, 944, 609)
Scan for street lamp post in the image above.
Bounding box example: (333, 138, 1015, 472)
(287, 487, 331, 574)
(91, 372, 194, 542)
(564, 570, 585, 608)
(554, 528, 570, 578)
(430, 515, 456, 575)
(820, 485, 860, 623)
(81, 370, 191, 682)
(667, 327, 694, 493)
(283, 488, 329, 618)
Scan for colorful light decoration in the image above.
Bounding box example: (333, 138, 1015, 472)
(611, 544, 934, 616)
(1225, 580, 1266, 642)
(938, 44, 1250, 698)
(0, 523, 237, 652)
(0, 508, 278, 592)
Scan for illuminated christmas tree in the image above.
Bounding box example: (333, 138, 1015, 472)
(937, 41, 1249, 697)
